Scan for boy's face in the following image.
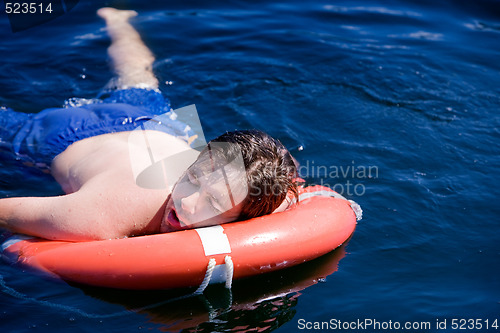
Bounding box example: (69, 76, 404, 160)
(160, 147, 248, 232)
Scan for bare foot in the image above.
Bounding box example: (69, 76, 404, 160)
(97, 7, 138, 22)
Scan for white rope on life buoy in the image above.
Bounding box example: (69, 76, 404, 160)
(194, 258, 216, 295)
(224, 255, 234, 289)
(194, 255, 235, 294)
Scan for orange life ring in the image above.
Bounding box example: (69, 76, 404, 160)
(1, 185, 361, 290)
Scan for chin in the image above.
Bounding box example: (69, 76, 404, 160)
(159, 218, 170, 233)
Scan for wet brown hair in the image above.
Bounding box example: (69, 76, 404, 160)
(201, 129, 298, 220)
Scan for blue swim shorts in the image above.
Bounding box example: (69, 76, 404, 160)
(0, 88, 195, 168)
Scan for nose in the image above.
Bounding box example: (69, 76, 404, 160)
(181, 191, 200, 215)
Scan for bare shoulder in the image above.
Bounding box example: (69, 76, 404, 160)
(65, 172, 168, 239)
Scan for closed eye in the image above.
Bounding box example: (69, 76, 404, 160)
(187, 170, 199, 185)
(208, 196, 223, 214)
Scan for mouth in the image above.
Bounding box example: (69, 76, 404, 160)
(167, 209, 183, 230)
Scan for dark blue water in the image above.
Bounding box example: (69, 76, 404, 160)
(1, 0, 499, 332)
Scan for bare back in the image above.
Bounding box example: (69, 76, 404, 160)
(51, 131, 191, 192)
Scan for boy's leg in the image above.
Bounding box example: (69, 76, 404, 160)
(97, 7, 159, 90)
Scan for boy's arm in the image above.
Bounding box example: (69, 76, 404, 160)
(0, 194, 111, 241)
(0, 182, 137, 241)
(0, 171, 166, 242)
(0, 195, 71, 240)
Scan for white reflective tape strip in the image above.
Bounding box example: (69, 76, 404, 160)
(298, 190, 347, 202)
(195, 225, 231, 256)
(298, 190, 363, 221)
(1, 234, 32, 252)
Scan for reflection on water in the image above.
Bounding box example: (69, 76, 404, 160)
(76, 246, 346, 332)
